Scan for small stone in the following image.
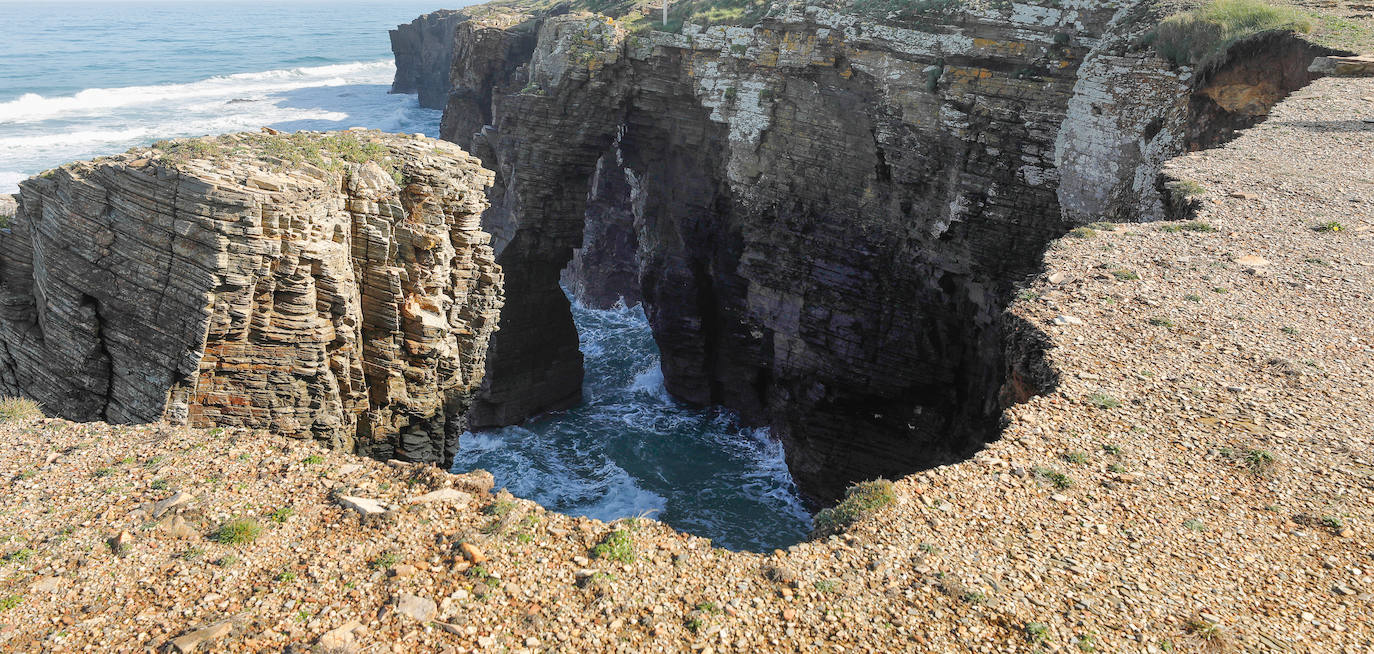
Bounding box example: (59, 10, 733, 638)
(317, 620, 361, 652)
(572, 555, 590, 567)
(153, 491, 194, 518)
(337, 464, 362, 476)
(396, 594, 436, 622)
(1228, 192, 1259, 200)
(1051, 494, 1070, 503)
(782, 608, 797, 621)
(337, 496, 390, 516)
(1047, 271, 1069, 284)
(109, 530, 133, 554)
(1235, 255, 1269, 267)
(157, 515, 197, 540)
(406, 488, 471, 506)
(1053, 314, 1083, 326)
(247, 175, 284, 192)
(30, 576, 62, 593)
(390, 564, 417, 578)
(170, 621, 233, 653)
(459, 542, 488, 563)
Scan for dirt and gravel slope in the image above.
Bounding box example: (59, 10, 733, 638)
(0, 72, 1371, 654)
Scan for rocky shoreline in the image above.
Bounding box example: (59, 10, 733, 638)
(1, 71, 1370, 652)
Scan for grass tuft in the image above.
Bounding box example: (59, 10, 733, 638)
(1087, 394, 1121, 409)
(811, 479, 897, 537)
(591, 529, 635, 563)
(212, 517, 263, 545)
(0, 396, 42, 423)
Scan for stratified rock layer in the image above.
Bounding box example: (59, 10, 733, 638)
(0, 131, 503, 464)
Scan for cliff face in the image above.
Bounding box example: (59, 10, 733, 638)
(0, 131, 503, 465)
(391, 10, 470, 109)
(397, 1, 1332, 500)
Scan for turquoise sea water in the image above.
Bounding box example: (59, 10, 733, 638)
(1, 0, 811, 550)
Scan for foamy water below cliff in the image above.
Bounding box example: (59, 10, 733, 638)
(453, 298, 813, 552)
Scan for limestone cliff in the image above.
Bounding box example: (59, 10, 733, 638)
(0, 131, 503, 465)
(395, 1, 1337, 500)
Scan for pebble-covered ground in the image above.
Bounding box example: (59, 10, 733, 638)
(0, 78, 1371, 654)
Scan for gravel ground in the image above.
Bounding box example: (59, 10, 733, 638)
(0, 78, 1370, 654)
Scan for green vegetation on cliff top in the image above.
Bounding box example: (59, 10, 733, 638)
(1151, 0, 1374, 66)
(152, 132, 409, 186)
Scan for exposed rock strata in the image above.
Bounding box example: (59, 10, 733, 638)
(400, 1, 1337, 500)
(0, 131, 503, 464)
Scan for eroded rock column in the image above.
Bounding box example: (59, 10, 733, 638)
(0, 131, 503, 465)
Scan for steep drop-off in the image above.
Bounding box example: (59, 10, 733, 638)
(0, 131, 503, 464)
(396, 1, 1334, 501)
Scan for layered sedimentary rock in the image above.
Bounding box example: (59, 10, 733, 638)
(0, 131, 503, 464)
(397, 1, 1335, 500)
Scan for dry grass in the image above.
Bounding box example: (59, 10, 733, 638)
(0, 396, 42, 423)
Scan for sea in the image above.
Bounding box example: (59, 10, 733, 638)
(0, 0, 811, 550)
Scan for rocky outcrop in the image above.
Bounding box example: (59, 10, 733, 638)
(391, 10, 470, 109)
(401, 1, 1335, 501)
(0, 131, 503, 465)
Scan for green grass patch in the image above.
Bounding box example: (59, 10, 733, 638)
(811, 479, 897, 537)
(1087, 393, 1121, 409)
(1245, 449, 1275, 474)
(1068, 227, 1096, 239)
(1032, 467, 1074, 489)
(1110, 269, 1140, 281)
(153, 132, 410, 186)
(591, 529, 634, 563)
(212, 517, 263, 545)
(370, 551, 400, 570)
(1150, 0, 1313, 67)
(269, 506, 295, 523)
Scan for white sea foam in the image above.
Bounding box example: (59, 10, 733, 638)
(0, 59, 439, 194)
(0, 60, 393, 124)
